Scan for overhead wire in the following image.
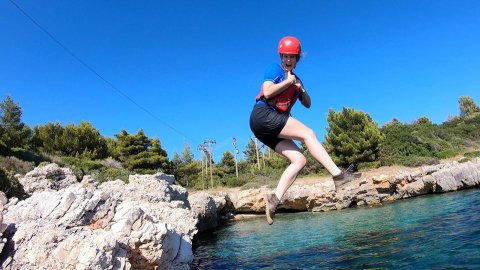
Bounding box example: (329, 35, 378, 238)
(8, 0, 195, 142)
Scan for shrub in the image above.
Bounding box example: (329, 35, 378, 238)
(96, 167, 129, 183)
(0, 156, 35, 175)
(0, 167, 27, 199)
(102, 157, 123, 169)
(59, 156, 104, 180)
(464, 151, 480, 158)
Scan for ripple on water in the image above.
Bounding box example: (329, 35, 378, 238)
(193, 189, 480, 269)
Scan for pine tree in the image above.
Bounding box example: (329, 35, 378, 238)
(0, 96, 31, 149)
(219, 150, 236, 175)
(243, 139, 258, 165)
(114, 129, 170, 173)
(459, 96, 479, 117)
(325, 107, 384, 167)
(172, 142, 200, 187)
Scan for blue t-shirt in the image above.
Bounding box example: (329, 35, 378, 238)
(255, 63, 304, 112)
(264, 64, 286, 84)
(263, 63, 302, 86)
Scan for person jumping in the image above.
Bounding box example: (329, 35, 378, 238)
(249, 36, 361, 225)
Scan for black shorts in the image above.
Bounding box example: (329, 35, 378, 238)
(249, 103, 289, 150)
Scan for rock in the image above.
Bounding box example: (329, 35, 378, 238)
(1, 172, 197, 270)
(0, 191, 7, 207)
(189, 192, 218, 232)
(228, 160, 480, 214)
(18, 163, 78, 194)
(235, 187, 270, 213)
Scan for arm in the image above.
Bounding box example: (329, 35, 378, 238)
(295, 80, 311, 108)
(299, 88, 311, 108)
(262, 71, 296, 99)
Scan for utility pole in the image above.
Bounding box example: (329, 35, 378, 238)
(232, 137, 239, 178)
(251, 137, 261, 170)
(198, 144, 206, 190)
(259, 143, 266, 168)
(204, 139, 216, 188)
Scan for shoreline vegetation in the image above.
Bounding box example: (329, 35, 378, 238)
(0, 95, 479, 199)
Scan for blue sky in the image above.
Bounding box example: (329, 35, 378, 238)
(2, 0, 479, 161)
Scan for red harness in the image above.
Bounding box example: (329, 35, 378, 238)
(256, 84, 300, 114)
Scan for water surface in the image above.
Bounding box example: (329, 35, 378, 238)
(193, 189, 480, 269)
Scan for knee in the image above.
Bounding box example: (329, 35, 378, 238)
(292, 153, 307, 168)
(303, 128, 317, 141)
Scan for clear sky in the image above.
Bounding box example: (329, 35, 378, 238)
(2, 0, 479, 161)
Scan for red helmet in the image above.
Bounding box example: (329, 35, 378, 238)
(278, 36, 301, 55)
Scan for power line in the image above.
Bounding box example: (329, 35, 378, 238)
(8, 0, 193, 141)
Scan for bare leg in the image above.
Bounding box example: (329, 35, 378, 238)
(279, 117, 342, 176)
(273, 140, 306, 200)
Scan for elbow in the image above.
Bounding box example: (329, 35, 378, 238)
(263, 91, 274, 99)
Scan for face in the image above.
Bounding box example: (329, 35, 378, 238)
(281, 54, 298, 71)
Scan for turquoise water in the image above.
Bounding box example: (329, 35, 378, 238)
(193, 189, 480, 269)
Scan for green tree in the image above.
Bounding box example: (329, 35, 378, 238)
(243, 139, 259, 165)
(325, 107, 384, 167)
(32, 121, 108, 159)
(32, 122, 63, 154)
(412, 116, 433, 126)
(380, 119, 438, 166)
(114, 129, 170, 173)
(172, 142, 200, 187)
(459, 96, 479, 117)
(0, 96, 31, 149)
(219, 150, 236, 175)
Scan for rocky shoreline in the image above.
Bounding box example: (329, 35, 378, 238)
(0, 159, 479, 269)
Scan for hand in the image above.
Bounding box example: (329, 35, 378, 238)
(294, 80, 302, 89)
(286, 71, 297, 85)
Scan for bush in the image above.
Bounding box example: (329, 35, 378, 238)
(464, 151, 480, 158)
(0, 167, 27, 199)
(59, 156, 104, 180)
(435, 149, 460, 159)
(96, 167, 130, 183)
(357, 161, 381, 171)
(0, 156, 35, 175)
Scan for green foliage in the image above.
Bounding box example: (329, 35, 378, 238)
(59, 156, 129, 183)
(0, 156, 35, 175)
(380, 112, 480, 166)
(171, 143, 201, 187)
(218, 150, 236, 175)
(264, 151, 289, 170)
(59, 156, 104, 180)
(0, 141, 47, 165)
(96, 167, 130, 183)
(0, 96, 31, 149)
(114, 130, 171, 174)
(298, 142, 325, 175)
(380, 119, 438, 166)
(0, 167, 27, 199)
(243, 139, 259, 165)
(464, 151, 480, 158)
(325, 107, 384, 168)
(459, 96, 479, 117)
(32, 121, 108, 159)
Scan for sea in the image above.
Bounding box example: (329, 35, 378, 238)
(193, 188, 480, 269)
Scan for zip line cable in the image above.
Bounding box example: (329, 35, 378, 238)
(8, 0, 194, 142)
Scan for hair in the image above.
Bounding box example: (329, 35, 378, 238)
(279, 53, 301, 62)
